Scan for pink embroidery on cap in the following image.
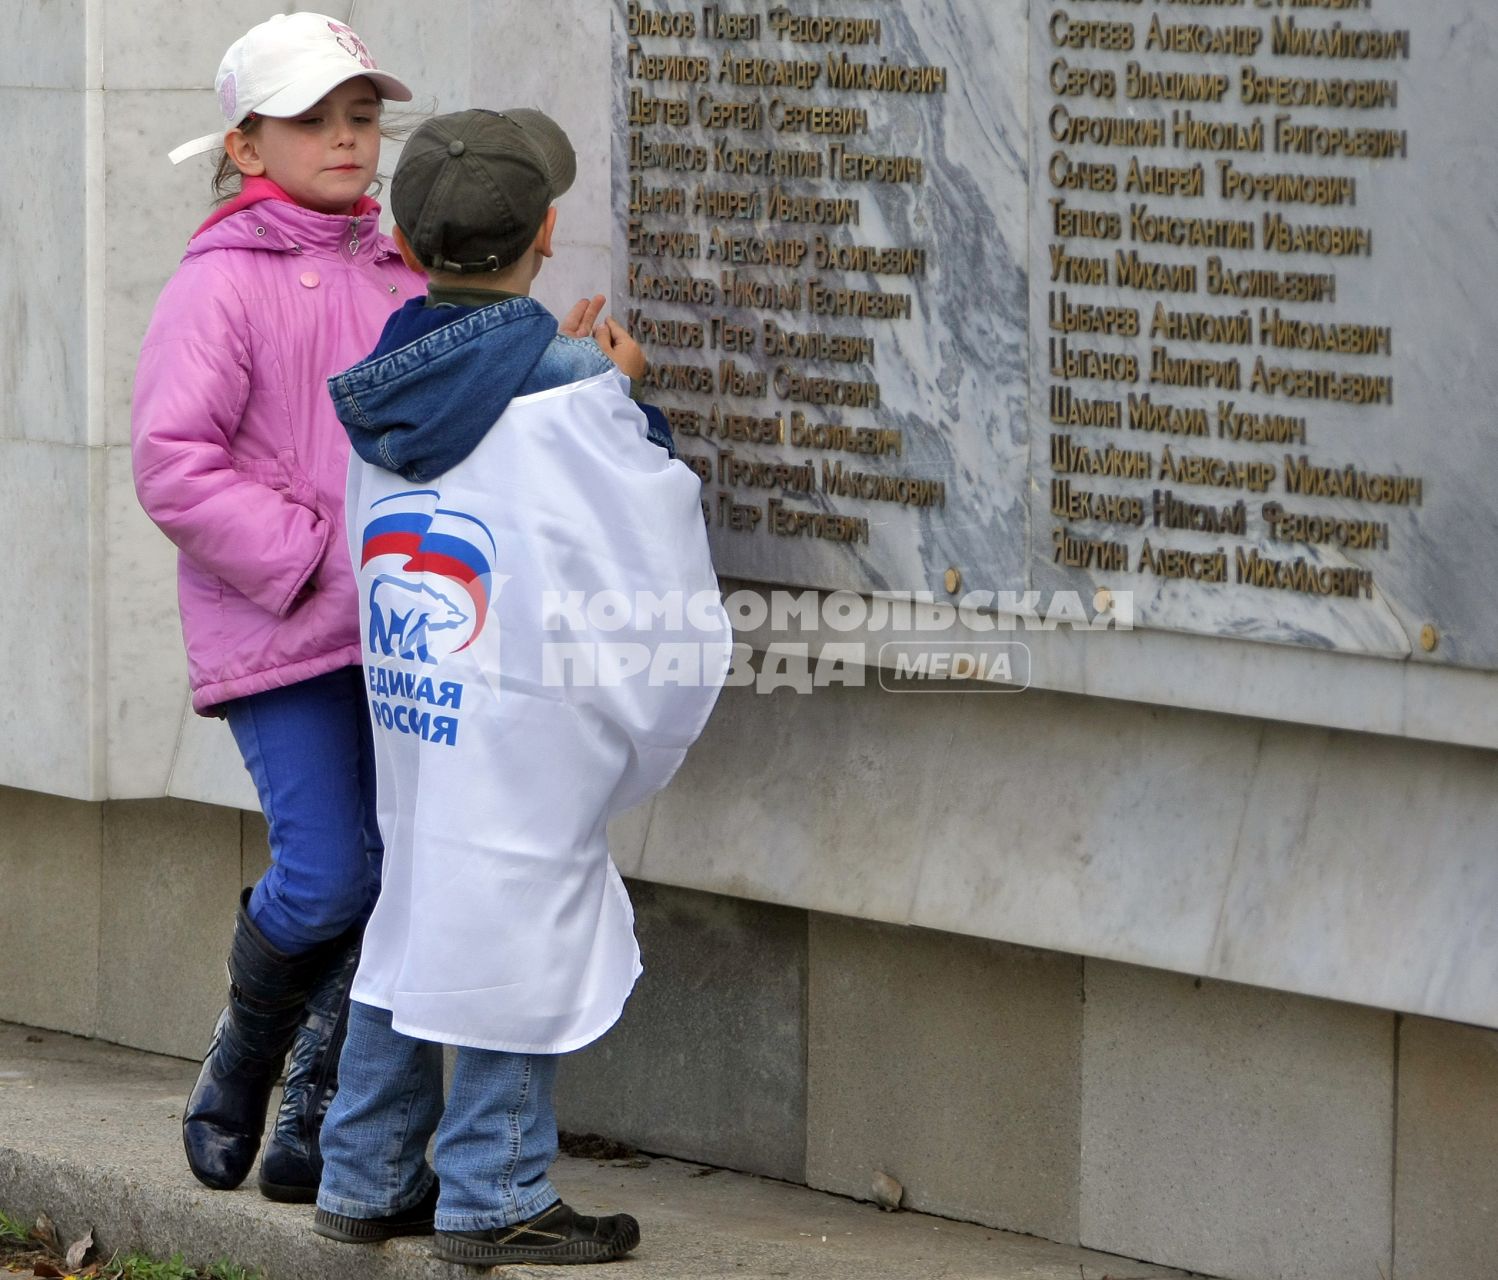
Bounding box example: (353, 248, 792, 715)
(327, 21, 376, 69)
(219, 73, 238, 120)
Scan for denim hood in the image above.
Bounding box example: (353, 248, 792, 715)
(329, 295, 612, 483)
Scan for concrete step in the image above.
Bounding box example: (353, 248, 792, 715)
(0, 1022, 1195, 1280)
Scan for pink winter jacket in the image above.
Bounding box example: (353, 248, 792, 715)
(132, 190, 424, 713)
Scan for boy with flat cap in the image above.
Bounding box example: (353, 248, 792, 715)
(310, 107, 730, 1267)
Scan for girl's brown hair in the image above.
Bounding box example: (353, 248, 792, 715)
(211, 115, 261, 204)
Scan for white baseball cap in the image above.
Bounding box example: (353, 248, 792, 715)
(169, 12, 412, 165)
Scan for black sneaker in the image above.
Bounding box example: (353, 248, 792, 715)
(313, 1178, 439, 1243)
(433, 1201, 640, 1266)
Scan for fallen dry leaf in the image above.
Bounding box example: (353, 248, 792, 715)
(31, 1260, 65, 1278)
(63, 1231, 92, 1271)
(28, 1216, 57, 1251)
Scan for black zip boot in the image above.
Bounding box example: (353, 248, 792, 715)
(256, 935, 361, 1202)
(183, 892, 341, 1191)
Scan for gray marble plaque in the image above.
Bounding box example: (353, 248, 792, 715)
(611, 0, 1029, 597)
(1029, 0, 1498, 671)
(612, 1, 1498, 670)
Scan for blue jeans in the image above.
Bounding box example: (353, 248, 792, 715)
(317, 1002, 560, 1230)
(224, 666, 382, 955)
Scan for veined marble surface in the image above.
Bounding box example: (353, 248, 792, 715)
(3, 0, 1494, 815)
(612, 0, 1030, 599)
(165, 706, 258, 811)
(1027, 0, 1498, 670)
(0, 0, 88, 91)
(604, 1, 1498, 669)
(470, 0, 616, 316)
(0, 440, 99, 798)
(103, 89, 220, 448)
(1, 0, 1487, 1036)
(104, 444, 188, 798)
(633, 677, 1498, 1032)
(0, 88, 90, 447)
(97, 0, 464, 94)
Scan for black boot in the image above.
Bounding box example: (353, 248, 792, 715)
(257, 935, 361, 1202)
(183, 892, 340, 1191)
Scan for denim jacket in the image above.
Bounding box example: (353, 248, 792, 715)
(328, 293, 673, 482)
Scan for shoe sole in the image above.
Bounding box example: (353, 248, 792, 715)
(258, 1176, 317, 1205)
(433, 1219, 640, 1267)
(313, 1208, 436, 1244)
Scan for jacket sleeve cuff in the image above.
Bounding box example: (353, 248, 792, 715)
(268, 516, 332, 618)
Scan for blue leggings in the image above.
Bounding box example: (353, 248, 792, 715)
(225, 666, 382, 956)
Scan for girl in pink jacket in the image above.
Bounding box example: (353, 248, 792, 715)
(130, 13, 424, 1205)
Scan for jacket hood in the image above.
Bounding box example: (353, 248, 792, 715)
(329, 295, 560, 482)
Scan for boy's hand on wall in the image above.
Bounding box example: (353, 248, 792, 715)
(559, 294, 607, 337)
(558, 296, 648, 380)
(593, 315, 648, 381)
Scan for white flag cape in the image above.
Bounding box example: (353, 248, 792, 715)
(345, 370, 731, 1052)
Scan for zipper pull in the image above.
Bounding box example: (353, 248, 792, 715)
(347, 216, 360, 257)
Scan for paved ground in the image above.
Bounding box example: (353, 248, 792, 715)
(0, 1022, 1195, 1280)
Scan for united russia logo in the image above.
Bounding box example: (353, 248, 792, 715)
(360, 492, 496, 664)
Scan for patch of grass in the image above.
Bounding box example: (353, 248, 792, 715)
(93, 1247, 265, 1280)
(96, 1254, 265, 1280)
(0, 1207, 264, 1280)
(103, 1251, 199, 1280)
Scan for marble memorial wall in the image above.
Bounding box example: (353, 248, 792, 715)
(613, 0, 1028, 597)
(612, 0, 1498, 671)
